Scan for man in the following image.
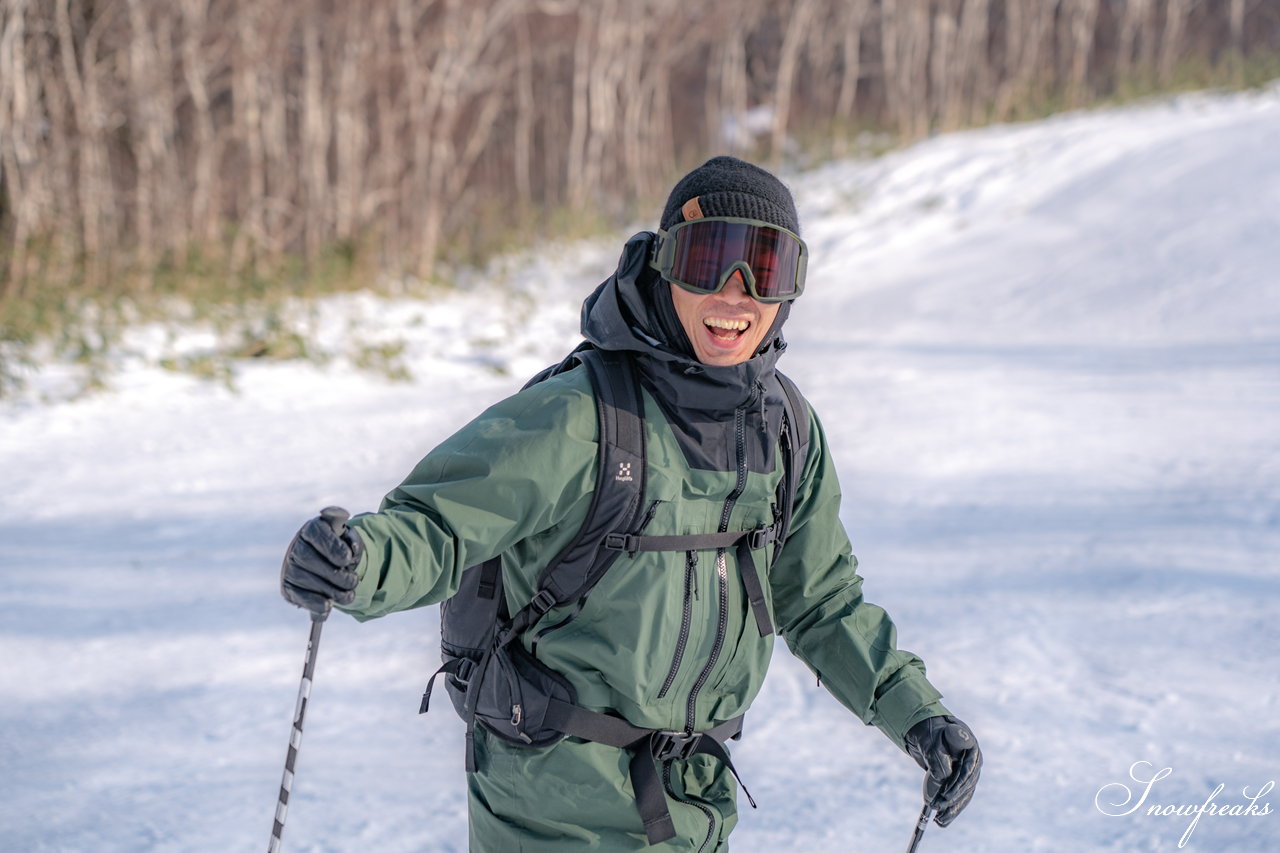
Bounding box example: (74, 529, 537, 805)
(281, 156, 981, 851)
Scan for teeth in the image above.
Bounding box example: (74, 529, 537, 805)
(705, 317, 750, 331)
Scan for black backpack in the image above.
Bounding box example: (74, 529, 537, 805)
(420, 343, 811, 845)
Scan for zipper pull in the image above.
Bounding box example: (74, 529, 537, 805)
(511, 704, 533, 743)
(638, 499, 662, 532)
(687, 551, 699, 600)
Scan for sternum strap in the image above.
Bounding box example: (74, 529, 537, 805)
(603, 526, 776, 637)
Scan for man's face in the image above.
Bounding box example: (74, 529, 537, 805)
(668, 269, 782, 366)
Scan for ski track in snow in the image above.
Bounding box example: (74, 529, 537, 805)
(2, 87, 1279, 852)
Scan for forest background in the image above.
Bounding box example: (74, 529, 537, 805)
(2, 0, 1279, 394)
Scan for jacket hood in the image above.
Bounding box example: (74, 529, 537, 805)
(580, 232, 789, 414)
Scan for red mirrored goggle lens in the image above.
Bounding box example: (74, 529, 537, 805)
(665, 220, 804, 301)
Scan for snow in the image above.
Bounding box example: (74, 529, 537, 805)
(3, 86, 1279, 852)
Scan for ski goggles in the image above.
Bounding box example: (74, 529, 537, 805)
(651, 217, 808, 303)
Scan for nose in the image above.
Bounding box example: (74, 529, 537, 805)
(721, 269, 751, 303)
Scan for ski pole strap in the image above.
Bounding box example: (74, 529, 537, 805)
(604, 525, 776, 637)
(544, 699, 750, 846)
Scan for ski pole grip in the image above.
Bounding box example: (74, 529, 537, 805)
(319, 506, 350, 536)
(311, 507, 351, 623)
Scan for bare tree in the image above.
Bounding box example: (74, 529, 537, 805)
(565, 0, 595, 209)
(708, 6, 751, 153)
(771, 0, 820, 164)
(1159, 0, 1191, 85)
(1114, 0, 1156, 86)
(1229, 0, 1247, 85)
(1064, 0, 1101, 107)
(994, 0, 1059, 119)
(956, 0, 992, 125)
(838, 0, 874, 122)
(1, 0, 37, 292)
(882, 0, 933, 139)
(178, 0, 222, 251)
(1, 0, 1269, 308)
(930, 0, 961, 131)
(54, 0, 117, 280)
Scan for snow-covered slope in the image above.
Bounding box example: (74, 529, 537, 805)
(2, 86, 1278, 852)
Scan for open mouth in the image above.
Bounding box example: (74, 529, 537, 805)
(703, 316, 751, 343)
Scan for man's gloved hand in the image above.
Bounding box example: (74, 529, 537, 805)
(280, 507, 364, 619)
(904, 714, 982, 826)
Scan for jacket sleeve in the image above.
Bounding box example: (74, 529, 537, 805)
(769, 407, 949, 750)
(338, 372, 599, 621)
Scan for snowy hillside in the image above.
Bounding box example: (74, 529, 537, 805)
(2, 86, 1278, 852)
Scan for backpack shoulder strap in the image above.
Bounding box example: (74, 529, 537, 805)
(502, 347, 648, 636)
(772, 369, 811, 554)
(522, 341, 594, 389)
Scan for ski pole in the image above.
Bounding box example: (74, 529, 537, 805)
(268, 507, 348, 853)
(906, 801, 934, 853)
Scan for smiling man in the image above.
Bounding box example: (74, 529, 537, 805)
(280, 156, 981, 851)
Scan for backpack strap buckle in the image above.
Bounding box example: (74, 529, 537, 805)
(603, 532, 639, 553)
(650, 730, 703, 762)
(419, 656, 477, 715)
(452, 656, 476, 687)
(747, 525, 776, 550)
(529, 588, 558, 614)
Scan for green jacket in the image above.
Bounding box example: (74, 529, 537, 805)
(340, 234, 947, 851)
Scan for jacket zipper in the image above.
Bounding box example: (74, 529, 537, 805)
(684, 403, 749, 732)
(656, 550, 697, 699)
(669, 403, 749, 850)
(662, 760, 718, 853)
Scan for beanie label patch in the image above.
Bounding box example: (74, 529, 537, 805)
(681, 196, 705, 221)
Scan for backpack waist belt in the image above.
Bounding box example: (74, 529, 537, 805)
(543, 698, 753, 846)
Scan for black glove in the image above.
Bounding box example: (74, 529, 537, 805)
(280, 507, 365, 619)
(904, 714, 982, 826)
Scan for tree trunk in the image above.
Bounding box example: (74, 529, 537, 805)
(931, 0, 960, 132)
(771, 0, 818, 164)
(1158, 0, 1190, 85)
(180, 0, 220, 250)
(566, 1, 593, 209)
(1228, 0, 1246, 85)
(1065, 0, 1100, 108)
(957, 0, 991, 126)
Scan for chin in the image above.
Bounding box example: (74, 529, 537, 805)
(698, 349, 751, 367)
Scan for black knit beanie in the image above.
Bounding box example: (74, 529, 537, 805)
(659, 156, 799, 235)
